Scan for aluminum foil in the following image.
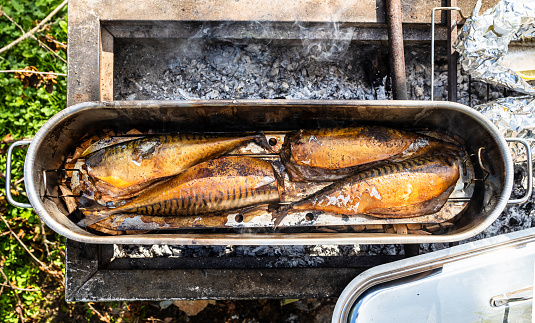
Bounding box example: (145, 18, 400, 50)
(456, 0, 535, 94)
(475, 95, 535, 161)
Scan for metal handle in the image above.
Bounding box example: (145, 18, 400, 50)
(506, 138, 532, 205)
(6, 140, 33, 208)
(490, 287, 533, 307)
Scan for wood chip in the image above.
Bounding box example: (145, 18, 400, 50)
(79, 135, 100, 150)
(365, 224, 383, 231)
(425, 224, 441, 232)
(103, 129, 115, 137)
(409, 229, 433, 235)
(406, 223, 422, 230)
(70, 147, 85, 161)
(64, 163, 75, 177)
(59, 186, 77, 213)
(126, 128, 143, 135)
(394, 224, 408, 235)
(173, 300, 216, 316)
(385, 227, 395, 234)
(125, 230, 150, 235)
(88, 223, 124, 235)
(441, 222, 455, 228)
(352, 225, 365, 232)
(316, 228, 339, 233)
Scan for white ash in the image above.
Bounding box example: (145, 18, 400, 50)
(114, 39, 384, 101)
(112, 39, 532, 261)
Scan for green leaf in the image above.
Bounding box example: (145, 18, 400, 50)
(10, 0, 25, 13)
(59, 20, 68, 33)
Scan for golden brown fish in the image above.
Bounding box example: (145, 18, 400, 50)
(85, 132, 272, 197)
(281, 126, 462, 182)
(78, 156, 281, 227)
(273, 154, 460, 227)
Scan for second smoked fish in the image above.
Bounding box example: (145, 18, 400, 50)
(281, 126, 461, 182)
(273, 154, 460, 227)
(79, 156, 281, 227)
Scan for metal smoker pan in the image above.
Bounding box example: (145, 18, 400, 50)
(6, 99, 532, 245)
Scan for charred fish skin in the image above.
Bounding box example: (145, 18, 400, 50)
(273, 154, 460, 227)
(85, 132, 272, 192)
(281, 126, 462, 182)
(78, 156, 280, 227)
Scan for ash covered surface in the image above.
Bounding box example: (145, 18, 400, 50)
(110, 38, 534, 319)
(114, 38, 514, 105)
(114, 38, 385, 101)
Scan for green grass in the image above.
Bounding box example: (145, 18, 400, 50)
(0, 0, 67, 321)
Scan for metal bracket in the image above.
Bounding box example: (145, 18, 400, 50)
(431, 7, 467, 101)
(42, 169, 83, 198)
(506, 138, 533, 205)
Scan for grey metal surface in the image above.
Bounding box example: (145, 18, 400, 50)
(24, 99, 514, 245)
(430, 7, 467, 101)
(447, 0, 458, 102)
(65, 239, 402, 301)
(333, 227, 535, 323)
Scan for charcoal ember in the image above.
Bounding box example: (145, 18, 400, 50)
(381, 245, 398, 256)
(509, 216, 522, 227)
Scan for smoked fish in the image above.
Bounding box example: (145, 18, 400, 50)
(78, 156, 281, 227)
(85, 132, 272, 196)
(281, 126, 462, 182)
(273, 154, 460, 227)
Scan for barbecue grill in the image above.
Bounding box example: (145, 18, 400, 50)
(8, 0, 534, 306)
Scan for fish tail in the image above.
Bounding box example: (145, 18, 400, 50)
(272, 204, 292, 229)
(77, 203, 115, 227)
(254, 131, 275, 153)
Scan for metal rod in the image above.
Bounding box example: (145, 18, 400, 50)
(386, 0, 408, 100)
(278, 198, 471, 204)
(447, 0, 458, 102)
(477, 148, 491, 174)
(469, 75, 473, 107)
(44, 193, 82, 198)
(42, 169, 82, 199)
(431, 7, 466, 101)
(491, 287, 533, 307)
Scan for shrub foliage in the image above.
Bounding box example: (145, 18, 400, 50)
(0, 0, 67, 321)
